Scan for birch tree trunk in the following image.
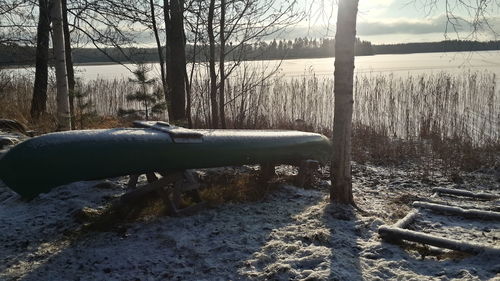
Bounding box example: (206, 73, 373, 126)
(30, 0, 51, 120)
(163, 0, 172, 120)
(50, 0, 71, 130)
(219, 0, 226, 129)
(62, 0, 75, 127)
(150, 0, 167, 112)
(207, 0, 218, 128)
(330, 0, 359, 204)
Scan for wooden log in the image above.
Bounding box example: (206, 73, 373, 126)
(296, 160, 319, 187)
(260, 163, 276, 181)
(146, 172, 159, 183)
(393, 209, 420, 228)
(378, 225, 500, 254)
(127, 174, 139, 188)
(413, 201, 500, 220)
(432, 187, 499, 200)
(113, 170, 207, 217)
(119, 173, 182, 205)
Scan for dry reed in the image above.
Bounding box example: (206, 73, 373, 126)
(0, 68, 498, 172)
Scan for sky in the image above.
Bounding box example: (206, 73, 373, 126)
(127, 0, 500, 47)
(285, 0, 500, 44)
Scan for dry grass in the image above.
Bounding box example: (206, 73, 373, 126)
(198, 168, 279, 205)
(72, 167, 279, 232)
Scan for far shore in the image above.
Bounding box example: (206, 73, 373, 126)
(4, 49, 500, 70)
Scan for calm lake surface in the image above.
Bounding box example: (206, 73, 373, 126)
(4, 50, 499, 141)
(7, 50, 500, 83)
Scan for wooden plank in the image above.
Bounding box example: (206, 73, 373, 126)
(379, 225, 500, 254)
(413, 201, 500, 220)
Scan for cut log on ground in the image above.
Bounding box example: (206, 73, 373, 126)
(432, 187, 499, 200)
(393, 209, 420, 228)
(413, 201, 500, 220)
(379, 225, 500, 255)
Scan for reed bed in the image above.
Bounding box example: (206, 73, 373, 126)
(190, 71, 498, 145)
(0, 68, 498, 171)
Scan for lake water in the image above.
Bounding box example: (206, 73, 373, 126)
(6, 50, 500, 83)
(3, 50, 499, 141)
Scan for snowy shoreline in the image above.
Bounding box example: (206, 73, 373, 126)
(1, 162, 499, 280)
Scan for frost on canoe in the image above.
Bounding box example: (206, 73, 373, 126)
(0, 127, 332, 199)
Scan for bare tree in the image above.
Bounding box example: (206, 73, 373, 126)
(67, 0, 144, 68)
(207, 0, 218, 127)
(200, 0, 302, 128)
(184, 0, 203, 128)
(330, 0, 358, 204)
(328, 0, 499, 205)
(219, 0, 226, 128)
(165, 0, 187, 123)
(51, 0, 71, 130)
(0, 0, 37, 45)
(149, 0, 167, 107)
(62, 0, 75, 126)
(419, 0, 500, 39)
(30, 0, 51, 119)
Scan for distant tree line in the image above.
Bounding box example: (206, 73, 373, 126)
(2, 38, 500, 66)
(373, 40, 500, 54)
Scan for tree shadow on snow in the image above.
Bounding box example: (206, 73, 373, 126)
(322, 203, 363, 281)
(10, 185, 323, 281)
(372, 239, 500, 280)
(238, 191, 363, 281)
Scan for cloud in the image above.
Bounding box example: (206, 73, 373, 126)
(358, 0, 395, 17)
(357, 15, 500, 36)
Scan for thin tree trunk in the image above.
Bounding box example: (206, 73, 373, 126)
(30, 0, 51, 120)
(51, 0, 71, 130)
(62, 0, 75, 127)
(330, 0, 358, 204)
(186, 9, 200, 128)
(163, 0, 172, 120)
(184, 70, 191, 126)
(219, 0, 226, 128)
(207, 0, 218, 128)
(150, 0, 167, 112)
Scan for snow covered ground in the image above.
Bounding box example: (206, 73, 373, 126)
(1, 159, 499, 281)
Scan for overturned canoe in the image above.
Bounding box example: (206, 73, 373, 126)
(0, 122, 331, 199)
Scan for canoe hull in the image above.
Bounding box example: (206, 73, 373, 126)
(0, 128, 332, 199)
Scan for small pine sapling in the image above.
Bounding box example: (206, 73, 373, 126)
(72, 78, 94, 129)
(121, 64, 167, 120)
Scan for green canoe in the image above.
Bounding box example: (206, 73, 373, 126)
(0, 122, 332, 199)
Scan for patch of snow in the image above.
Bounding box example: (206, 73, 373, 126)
(0, 163, 499, 280)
